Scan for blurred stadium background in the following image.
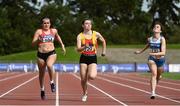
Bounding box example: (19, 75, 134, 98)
(0, 0, 180, 73)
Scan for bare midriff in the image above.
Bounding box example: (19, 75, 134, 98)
(38, 42, 55, 53)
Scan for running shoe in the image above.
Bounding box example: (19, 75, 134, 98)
(150, 93, 155, 99)
(41, 91, 45, 100)
(82, 94, 88, 102)
(50, 83, 56, 92)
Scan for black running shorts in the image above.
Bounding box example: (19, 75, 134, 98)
(37, 50, 56, 62)
(79, 54, 97, 65)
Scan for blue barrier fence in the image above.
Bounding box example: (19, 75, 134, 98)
(0, 63, 169, 73)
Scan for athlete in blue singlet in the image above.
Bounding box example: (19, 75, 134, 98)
(135, 21, 166, 99)
(32, 18, 66, 100)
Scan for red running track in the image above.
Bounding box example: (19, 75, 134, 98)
(0, 72, 180, 106)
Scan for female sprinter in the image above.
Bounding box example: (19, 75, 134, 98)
(76, 19, 106, 102)
(32, 17, 66, 100)
(135, 21, 166, 99)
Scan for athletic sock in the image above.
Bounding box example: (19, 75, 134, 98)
(41, 86, 45, 91)
(50, 80, 54, 84)
(151, 91, 155, 95)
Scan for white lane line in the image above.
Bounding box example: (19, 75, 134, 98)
(56, 72, 59, 106)
(98, 76, 180, 104)
(0, 73, 28, 82)
(158, 80, 180, 86)
(0, 75, 38, 98)
(103, 74, 180, 92)
(72, 74, 128, 106)
(121, 74, 180, 86)
(0, 72, 16, 76)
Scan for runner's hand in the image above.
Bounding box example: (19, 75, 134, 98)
(134, 51, 141, 54)
(62, 45, 66, 55)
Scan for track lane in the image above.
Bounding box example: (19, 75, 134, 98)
(125, 73, 180, 85)
(0, 72, 23, 80)
(105, 73, 180, 91)
(0, 72, 179, 105)
(0, 72, 36, 95)
(59, 73, 122, 105)
(0, 72, 56, 105)
(99, 73, 180, 105)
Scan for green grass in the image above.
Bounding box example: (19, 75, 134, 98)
(106, 44, 180, 49)
(161, 72, 180, 80)
(0, 46, 108, 63)
(0, 44, 180, 63)
(141, 72, 180, 80)
(0, 51, 37, 63)
(106, 44, 144, 48)
(166, 44, 180, 49)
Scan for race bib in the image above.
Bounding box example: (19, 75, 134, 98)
(41, 35, 54, 42)
(152, 49, 160, 53)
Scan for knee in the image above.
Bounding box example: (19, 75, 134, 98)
(47, 64, 53, 69)
(81, 78, 87, 84)
(89, 74, 96, 80)
(151, 72, 157, 77)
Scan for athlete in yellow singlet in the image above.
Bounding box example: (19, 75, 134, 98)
(76, 19, 106, 102)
